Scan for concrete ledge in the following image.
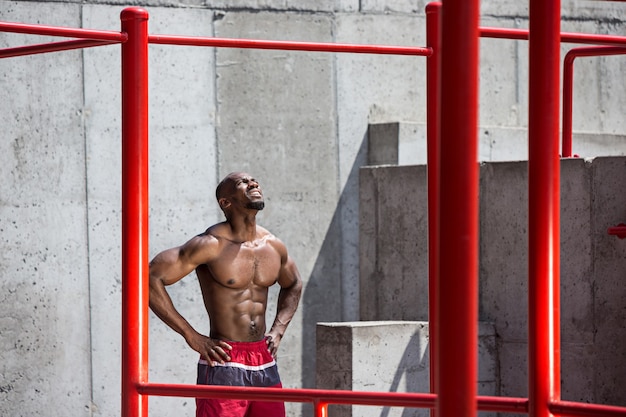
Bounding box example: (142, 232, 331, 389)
(316, 321, 496, 417)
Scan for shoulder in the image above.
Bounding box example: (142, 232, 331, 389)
(259, 226, 288, 258)
(180, 224, 225, 257)
(204, 222, 230, 241)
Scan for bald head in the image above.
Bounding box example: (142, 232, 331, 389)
(215, 172, 264, 214)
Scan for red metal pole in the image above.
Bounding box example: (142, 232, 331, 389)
(314, 400, 329, 417)
(550, 400, 626, 417)
(528, 2, 561, 417)
(120, 7, 150, 417)
(148, 34, 431, 56)
(425, 2, 441, 415)
(562, 46, 626, 157)
(480, 26, 626, 47)
(437, 1, 479, 417)
(0, 20, 126, 41)
(0, 39, 115, 59)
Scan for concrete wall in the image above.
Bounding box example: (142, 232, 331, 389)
(316, 321, 497, 417)
(359, 157, 626, 408)
(2, 0, 626, 416)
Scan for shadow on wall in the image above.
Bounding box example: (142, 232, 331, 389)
(373, 332, 430, 417)
(298, 131, 369, 412)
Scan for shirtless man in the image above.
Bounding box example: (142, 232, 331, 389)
(148, 171, 303, 417)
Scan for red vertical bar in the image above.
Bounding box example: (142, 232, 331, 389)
(437, 1, 480, 417)
(528, 2, 561, 417)
(121, 7, 150, 417)
(562, 53, 575, 158)
(314, 400, 329, 417)
(425, 2, 441, 414)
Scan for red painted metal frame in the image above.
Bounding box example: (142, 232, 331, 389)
(561, 46, 626, 158)
(0, 21, 126, 58)
(0, 39, 116, 58)
(4, 4, 626, 417)
(607, 223, 626, 239)
(481, 26, 626, 46)
(528, 4, 562, 417)
(437, 2, 480, 417)
(120, 8, 150, 417)
(137, 382, 530, 413)
(148, 33, 432, 56)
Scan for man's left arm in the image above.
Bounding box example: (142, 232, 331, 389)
(267, 248, 303, 357)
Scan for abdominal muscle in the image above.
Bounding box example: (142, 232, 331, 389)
(197, 267, 270, 342)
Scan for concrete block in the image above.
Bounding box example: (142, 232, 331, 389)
(479, 161, 529, 341)
(368, 123, 532, 166)
(316, 321, 497, 417)
(570, 133, 626, 159)
(561, 343, 595, 403)
(589, 157, 626, 406)
(480, 126, 528, 162)
(560, 159, 594, 345)
(368, 122, 400, 165)
(367, 122, 428, 166)
(497, 341, 527, 399)
(359, 166, 429, 321)
(317, 321, 430, 417)
(359, 157, 626, 407)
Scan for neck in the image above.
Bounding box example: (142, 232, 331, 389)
(226, 212, 258, 242)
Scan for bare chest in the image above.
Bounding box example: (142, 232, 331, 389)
(204, 242, 281, 289)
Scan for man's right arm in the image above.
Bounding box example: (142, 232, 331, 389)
(149, 244, 199, 342)
(149, 236, 232, 364)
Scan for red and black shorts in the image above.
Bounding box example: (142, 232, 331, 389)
(196, 339, 285, 417)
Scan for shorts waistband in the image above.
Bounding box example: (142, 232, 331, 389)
(222, 338, 269, 349)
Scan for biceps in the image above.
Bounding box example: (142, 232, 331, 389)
(149, 248, 196, 285)
(278, 257, 302, 289)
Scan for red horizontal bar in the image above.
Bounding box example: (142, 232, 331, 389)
(138, 383, 437, 408)
(607, 223, 626, 239)
(0, 39, 117, 58)
(148, 34, 432, 56)
(0, 21, 127, 42)
(479, 395, 529, 413)
(481, 27, 626, 46)
(551, 400, 626, 417)
(137, 382, 528, 413)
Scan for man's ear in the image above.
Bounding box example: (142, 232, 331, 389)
(218, 197, 230, 211)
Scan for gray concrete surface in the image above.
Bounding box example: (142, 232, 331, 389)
(359, 158, 626, 409)
(2, 0, 626, 416)
(316, 321, 497, 417)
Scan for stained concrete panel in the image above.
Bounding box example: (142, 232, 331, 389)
(83, 4, 217, 416)
(359, 166, 429, 322)
(0, 2, 91, 416)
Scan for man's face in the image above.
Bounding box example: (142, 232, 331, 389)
(228, 172, 265, 210)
